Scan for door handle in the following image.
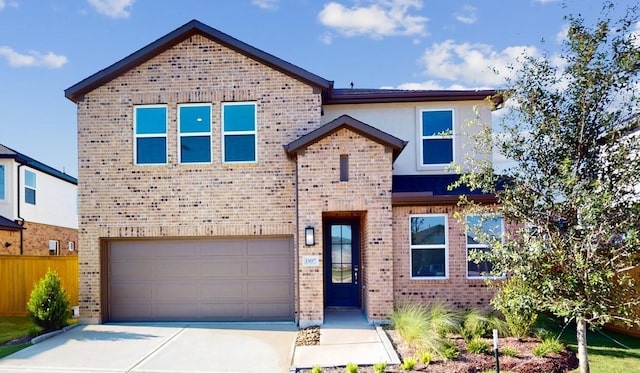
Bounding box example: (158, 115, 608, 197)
(354, 265, 359, 285)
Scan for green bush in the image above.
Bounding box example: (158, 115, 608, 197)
(467, 337, 491, 354)
(311, 366, 322, 373)
(501, 346, 520, 357)
(373, 362, 387, 373)
(460, 309, 508, 341)
(400, 357, 416, 371)
(418, 350, 433, 364)
(492, 276, 539, 339)
(441, 340, 460, 360)
(26, 270, 70, 331)
(532, 338, 564, 357)
(345, 362, 358, 373)
(391, 302, 460, 356)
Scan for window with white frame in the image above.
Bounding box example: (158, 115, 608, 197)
(49, 240, 59, 255)
(466, 214, 504, 278)
(222, 102, 257, 163)
(410, 215, 448, 279)
(179, 103, 212, 164)
(68, 241, 75, 251)
(24, 170, 36, 205)
(0, 164, 4, 200)
(420, 109, 454, 165)
(134, 105, 167, 165)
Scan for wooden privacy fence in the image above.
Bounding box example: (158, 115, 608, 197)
(0, 255, 78, 316)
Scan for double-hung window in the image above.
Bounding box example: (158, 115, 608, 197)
(420, 109, 454, 165)
(24, 170, 36, 205)
(178, 104, 211, 164)
(410, 215, 448, 279)
(49, 240, 59, 255)
(466, 214, 503, 278)
(222, 102, 257, 163)
(0, 164, 4, 200)
(134, 105, 167, 165)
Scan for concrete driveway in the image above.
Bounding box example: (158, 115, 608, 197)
(0, 322, 298, 373)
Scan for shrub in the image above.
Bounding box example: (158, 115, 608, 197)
(441, 340, 460, 360)
(532, 337, 564, 357)
(26, 269, 70, 331)
(501, 346, 520, 357)
(460, 309, 508, 341)
(492, 276, 539, 339)
(400, 357, 416, 371)
(373, 362, 387, 373)
(417, 350, 433, 364)
(345, 362, 358, 373)
(311, 366, 322, 373)
(467, 337, 491, 354)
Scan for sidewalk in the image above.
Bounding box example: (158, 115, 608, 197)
(292, 311, 400, 370)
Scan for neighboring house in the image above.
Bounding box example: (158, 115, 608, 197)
(0, 144, 78, 256)
(65, 20, 501, 326)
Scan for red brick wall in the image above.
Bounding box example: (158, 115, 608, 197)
(0, 222, 77, 256)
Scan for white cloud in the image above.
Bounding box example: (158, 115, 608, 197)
(0, 1, 5, 11)
(556, 23, 569, 44)
(0, 46, 68, 68)
(395, 81, 473, 90)
(417, 40, 538, 88)
(318, 0, 428, 39)
(252, 0, 278, 10)
(534, 0, 559, 3)
(88, 0, 134, 18)
(455, 5, 477, 25)
(319, 32, 333, 45)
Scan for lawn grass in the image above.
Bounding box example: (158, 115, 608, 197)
(0, 344, 31, 359)
(0, 316, 39, 345)
(540, 316, 640, 373)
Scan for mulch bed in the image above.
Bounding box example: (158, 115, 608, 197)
(295, 328, 578, 372)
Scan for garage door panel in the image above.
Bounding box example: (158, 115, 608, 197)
(110, 283, 152, 300)
(156, 259, 203, 277)
(108, 237, 293, 322)
(199, 259, 247, 277)
(248, 280, 293, 299)
(200, 280, 246, 298)
(200, 240, 247, 256)
(110, 260, 155, 279)
(248, 259, 292, 277)
(247, 239, 291, 256)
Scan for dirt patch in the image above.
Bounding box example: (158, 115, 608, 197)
(296, 328, 578, 372)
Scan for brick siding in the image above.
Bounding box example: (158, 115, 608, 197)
(0, 222, 77, 256)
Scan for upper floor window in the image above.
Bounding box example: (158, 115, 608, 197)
(135, 105, 167, 165)
(49, 240, 59, 255)
(24, 170, 36, 205)
(466, 214, 504, 279)
(178, 104, 212, 164)
(222, 102, 256, 163)
(421, 110, 454, 165)
(410, 214, 448, 279)
(0, 164, 4, 200)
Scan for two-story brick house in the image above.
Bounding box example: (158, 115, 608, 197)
(65, 20, 501, 326)
(0, 144, 78, 256)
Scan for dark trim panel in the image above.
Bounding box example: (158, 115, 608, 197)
(392, 192, 497, 206)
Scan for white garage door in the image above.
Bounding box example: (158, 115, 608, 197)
(108, 237, 294, 321)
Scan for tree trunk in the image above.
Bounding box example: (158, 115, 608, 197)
(576, 318, 590, 373)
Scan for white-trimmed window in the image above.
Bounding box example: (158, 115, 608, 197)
(466, 214, 504, 279)
(68, 241, 75, 251)
(420, 109, 454, 166)
(0, 164, 4, 200)
(25, 170, 36, 205)
(410, 214, 448, 279)
(178, 103, 212, 164)
(49, 240, 59, 256)
(222, 102, 257, 163)
(134, 105, 167, 165)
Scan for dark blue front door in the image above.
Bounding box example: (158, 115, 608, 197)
(324, 220, 360, 308)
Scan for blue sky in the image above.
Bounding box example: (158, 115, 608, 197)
(0, 0, 636, 177)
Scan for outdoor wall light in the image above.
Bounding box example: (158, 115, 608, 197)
(305, 226, 315, 246)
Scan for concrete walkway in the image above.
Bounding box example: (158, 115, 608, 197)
(292, 311, 401, 369)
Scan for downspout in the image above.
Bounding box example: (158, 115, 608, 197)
(16, 163, 24, 255)
(294, 156, 300, 326)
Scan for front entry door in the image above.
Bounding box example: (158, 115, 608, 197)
(324, 220, 360, 308)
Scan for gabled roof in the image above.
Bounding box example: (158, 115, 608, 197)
(0, 144, 77, 185)
(64, 19, 333, 103)
(0, 215, 24, 231)
(284, 114, 408, 161)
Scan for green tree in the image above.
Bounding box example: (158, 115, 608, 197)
(455, 3, 640, 373)
(27, 269, 70, 332)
